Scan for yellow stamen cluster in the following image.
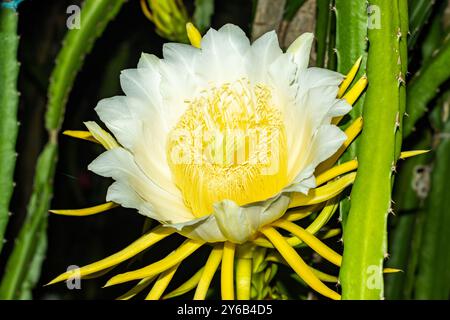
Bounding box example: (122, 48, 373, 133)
(167, 79, 288, 217)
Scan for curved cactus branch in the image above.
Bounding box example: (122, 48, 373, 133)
(0, 8, 20, 255)
(45, 0, 125, 131)
(415, 95, 450, 299)
(404, 37, 450, 137)
(408, 0, 436, 50)
(0, 0, 125, 299)
(334, 0, 368, 229)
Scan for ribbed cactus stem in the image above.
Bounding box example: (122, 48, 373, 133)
(0, 0, 126, 299)
(340, 0, 408, 299)
(0, 8, 20, 255)
(334, 0, 369, 228)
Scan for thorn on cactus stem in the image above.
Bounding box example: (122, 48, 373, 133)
(388, 207, 396, 216)
(391, 163, 397, 173)
(384, 252, 390, 259)
(396, 29, 402, 41)
(397, 72, 405, 86)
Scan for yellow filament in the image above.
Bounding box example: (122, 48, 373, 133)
(293, 270, 338, 283)
(316, 160, 358, 186)
(46, 225, 174, 285)
(140, 0, 154, 21)
(83, 266, 115, 279)
(317, 116, 363, 173)
(254, 199, 339, 248)
(163, 267, 204, 299)
(186, 22, 202, 48)
(315, 149, 426, 188)
(322, 228, 341, 239)
(333, 76, 368, 125)
(266, 252, 338, 282)
(104, 239, 204, 287)
(337, 56, 363, 98)
(63, 125, 119, 150)
(284, 205, 320, 222)
(289, 172, 356, 208)
(84, 121, 119, 150)
(343, 75, 368, 106)
(63, 130, 98, 143)
(194, 245, 223, 300)
(117, 276, 156, 300)
(146, 263, 180, 300)
(399, 150, 429, 159)
(260, 227, 340, 300)
(49, 202, 118, 216)
(273, 220, 342, 267)
(221, 241, 235, 300)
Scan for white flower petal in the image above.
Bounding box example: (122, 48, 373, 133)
(106, 181, 158, 219)
(287, 32, 314, 72)
(326, 99, 352, 119)
(307, 125, 348, 167)
(174, 194, 290, 243)
(283, 164, 316, 194)
(285, 67, 348, 183)
(95, 96, 179, 196)
(247, 30, 282, 84)
(198, 24, 250, 84)
(88, 148, 194, 224)
(86, 26, 355, 244)
(137, 52, 159, 70)
(159, 44, 201, 125)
